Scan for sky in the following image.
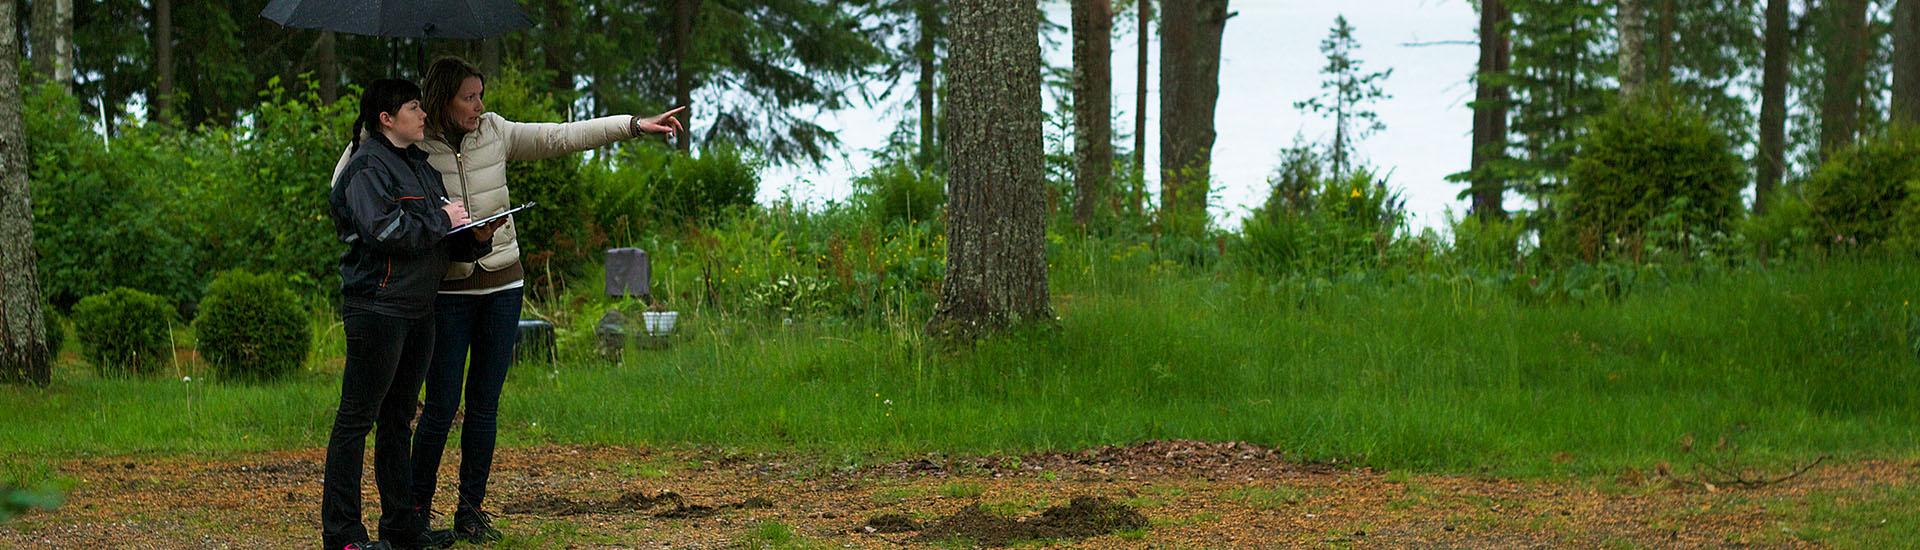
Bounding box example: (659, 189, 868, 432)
(756, 0, 1483, 232)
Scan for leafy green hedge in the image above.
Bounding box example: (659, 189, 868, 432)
(71, 288, 175, 377)
(1558, 94, 1745, 260)
(194, 270, 311, 381)
(1237, 166, 1408, 276)
(1805, 129, 1920, 251)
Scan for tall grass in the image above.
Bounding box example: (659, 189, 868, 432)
(3, 259, 1914, 478)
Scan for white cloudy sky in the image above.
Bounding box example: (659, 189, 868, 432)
(756, 0, 1482, 231)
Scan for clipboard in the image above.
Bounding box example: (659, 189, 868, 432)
(449, 202, 536, 234)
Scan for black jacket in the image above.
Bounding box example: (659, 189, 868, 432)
(330, 133, 491, 319)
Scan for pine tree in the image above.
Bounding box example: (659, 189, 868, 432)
(1, 0, 52, 387)
(928, 0, 1052, 340)
(1072, 0, 1114, 227)
(1295, 15, 1391, 182)
(1502, 0, 1614, 207)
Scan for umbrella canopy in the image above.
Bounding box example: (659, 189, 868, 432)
(261, 0, 534, 40)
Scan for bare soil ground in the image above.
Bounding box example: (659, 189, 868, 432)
(3, 440, 1911, 548)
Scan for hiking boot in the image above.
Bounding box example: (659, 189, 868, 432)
(381, 529, 452, 550)
(380, 511, 453, 550)
(453, 508, 504, 543)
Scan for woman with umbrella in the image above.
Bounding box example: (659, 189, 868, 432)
(403, 56, 682, 543)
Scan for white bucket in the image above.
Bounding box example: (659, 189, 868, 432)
(642, 311, 679, 336)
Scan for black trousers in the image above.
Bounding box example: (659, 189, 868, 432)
(321, 308, 434, 548)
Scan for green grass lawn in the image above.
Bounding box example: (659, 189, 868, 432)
(4, 260, 1916, 479)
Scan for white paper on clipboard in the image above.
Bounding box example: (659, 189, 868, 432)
(449, 202, 535, 234)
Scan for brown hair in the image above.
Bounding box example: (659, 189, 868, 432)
(421, 56, 485, 140)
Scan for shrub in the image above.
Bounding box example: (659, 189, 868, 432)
(185, 78, 359, 293)
(1237, 167, 1406, 276)
(1448, 212, 1528, 270)
(1738, 190, 1818, 261)
(1558, 94, 1746, 259)
(194, 271, 312, 381)
(1804, 128, 1920, 250)
(852, 161, 945, 227)
(651, 145, 760, 225)
(25, 84, 198, 307)
(71, 288, 175, 377)
(587, 144, 760, 231)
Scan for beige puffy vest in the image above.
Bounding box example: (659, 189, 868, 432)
(333, 112, 635, 281)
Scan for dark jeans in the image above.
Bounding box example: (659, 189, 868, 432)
(411, 287, 522, 515)
(322, 309, 434, 549)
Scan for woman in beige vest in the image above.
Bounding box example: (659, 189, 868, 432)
(406, 56, 683, 543)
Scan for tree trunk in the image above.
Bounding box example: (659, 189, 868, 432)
(0, 0, 51, 387)
(1821, 0, 1870, 157)
(1618, 0, 1646, 98)
(1757, 0, 1790, 214)
(1157, 0, 1230, 229)
(27, 0, 70, 92)
(316, 31, 338, 105)
(543, 0, 574, 110)
(1071, 0, 1112, 227)
(153, 0, 173, 123)
(927, 0, 1051, 341)
(1470, 0, 1511, 221)
(917, 0, 938, 164)
(1133, 0, 1150, 215)
(1655, 0, 1675, 84)
(1894, 0, 1920, 127)
(672, 0, 701, 152)
(480, 37, 502, 82)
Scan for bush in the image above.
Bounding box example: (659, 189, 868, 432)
(1804, 129, 1920, 250)
(194, 271, 312, 381)
(181, 78, 358, 293)
(25, 84, 198, 308)
(1237, 167, 1406, 276)
(1448, 212, 1528, 271)
(651, 145, 760, 225)
(852, 161, 945, 227)
(71, 288, 175, 377)
(1738, 190, 1818, 261)
(585, 144, 760, 233)
(1558, 94, 1745, 259)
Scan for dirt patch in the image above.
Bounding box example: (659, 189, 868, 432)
(502, 489, 773, 519)
(502, 490, 684, 515)
(6, 443, 1915, 548)
(914, 496, 1147, 546)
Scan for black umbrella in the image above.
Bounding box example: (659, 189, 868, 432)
(260, 0, 534, 40)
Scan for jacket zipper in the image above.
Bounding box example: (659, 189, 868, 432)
(453, 132, 472, 205)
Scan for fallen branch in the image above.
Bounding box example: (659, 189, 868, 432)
(1700, 454, 1828, 489)
(1659, 455, 1828, 491)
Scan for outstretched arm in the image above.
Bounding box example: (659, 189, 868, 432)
(502, 106, 691, 162)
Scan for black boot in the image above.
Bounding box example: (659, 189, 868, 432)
(453, 508, 504, 543)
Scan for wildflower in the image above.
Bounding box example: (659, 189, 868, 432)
(1349, 188, 1363, 199)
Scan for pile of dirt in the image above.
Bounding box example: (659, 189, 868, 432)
(912, 496, 1146, 546)
(861, 513, 921, 533)
(502, 490, 772, 519)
